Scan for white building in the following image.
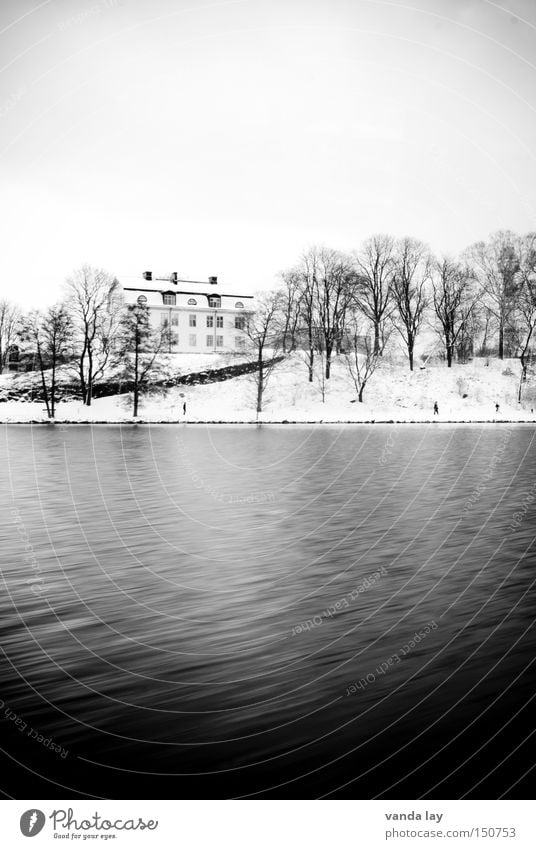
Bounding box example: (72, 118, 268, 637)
(121, 272, 254, 354)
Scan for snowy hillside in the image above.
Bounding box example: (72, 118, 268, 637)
(1, 354, 535, 423)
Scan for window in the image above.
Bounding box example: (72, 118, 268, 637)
(216, 316, 223, 328)
(189, 334, 197, 347)
(206, 335, 214, 347)
(216, 335, 224, 348)
(187, 298, 197, 305)
(171, 333, 179, 346)
(208, 296, 221, 308)
(171, 315, 179, 326)
(160, 314, 169, 326)
(206, 315, 214, 328)
(163, 293, 176, 305)
(235, 316, 246, 330)
(137, 295, 147, 305)
(235, 337, 245, 349)
(189, 314, 197, 327)
(235, 301, 244, 309)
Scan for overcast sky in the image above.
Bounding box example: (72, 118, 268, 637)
(1, 0, 536, 307)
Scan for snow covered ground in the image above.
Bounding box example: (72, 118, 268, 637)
(1, 354, 535, 423)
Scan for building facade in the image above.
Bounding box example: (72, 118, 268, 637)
(121, 272, 254, 354)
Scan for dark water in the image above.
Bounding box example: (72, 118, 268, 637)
(1, 424, 535, 799)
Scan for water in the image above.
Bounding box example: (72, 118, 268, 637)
(1, 424, 535, 799)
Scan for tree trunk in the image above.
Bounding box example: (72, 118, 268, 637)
(374, 323, 380, 356)
(256, 344, 263, 414)
(519, 327, 534, 402)
(481, 317, 489, 356)
(282, 319, 289, 354)
(51, 351, 56, 419)
(80, 372, 87, 404)
(498, 318, 504, 360)
(86, 347, 93, 406)
(78, 327, 89, 404)
(308, 347, 314, 382)
(325, 344, 332, 379)
(446, 329, 453, 367)
(518, 366, 525, 403)
(133, 328, 139, 417)
(358, 384, 365, 402)
(408, 335, 414, 372)
(37, 342, 50, 418)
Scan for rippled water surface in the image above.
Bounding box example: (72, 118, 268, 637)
(1, 424, 535, 798)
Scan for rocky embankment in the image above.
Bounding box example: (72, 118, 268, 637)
(0, 357, 284, 404)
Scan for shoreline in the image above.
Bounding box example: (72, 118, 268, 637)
(2, 418, 535, 425)
(2, 356, 533, 428)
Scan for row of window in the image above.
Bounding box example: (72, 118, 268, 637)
(161, 313, 246, 330)
(206, 315, 223, 328)
(157, 293, 245, 308)
(165, 334, 246, 348)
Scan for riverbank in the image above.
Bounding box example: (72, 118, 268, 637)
(3, 419, 536, 425)
(1, 354, 534, 424)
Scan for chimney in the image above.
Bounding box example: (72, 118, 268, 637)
(208, 276, 217, 285)
(143, 271, 152, 281)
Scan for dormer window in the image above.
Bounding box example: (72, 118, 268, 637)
(188, 298, 197, 305)
(137, 295, 147, 306)
(208, 295, 221, 308)
(235, 301, 244, 309)
(163, 293, 176, 305)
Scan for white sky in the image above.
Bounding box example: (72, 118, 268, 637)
(1, 0, 536, 307)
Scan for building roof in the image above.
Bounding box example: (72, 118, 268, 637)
(120, 274, 254, 299)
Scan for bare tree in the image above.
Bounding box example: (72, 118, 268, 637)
(352, 234, 395, 356)
(294, 248, 320, 382)
(432, 258, 478, 367)
(65, 265, 122, 405)
(243, 290, 284, 416)
(279, 269, 303, 353)
(343, 311, 380, 402)
(467, 231, 521, 359)
(0, 299, 20, 374)
(22, 305, 73, 418)
(314, 347, 328, 403)
(477, 303, 497, 356)
(391, 238, 432, 370)
(284, 247, 353, 381)
(313, 247, 353, 379)
(515, 233, 536, 401)
(118, 303, 171, 417)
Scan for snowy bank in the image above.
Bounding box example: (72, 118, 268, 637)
(1, 355, 535, 424)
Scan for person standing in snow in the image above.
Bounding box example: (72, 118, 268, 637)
(495, 403, 500, 414)
(183, 401, 187, 417)
(433, 401, 439, 416)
